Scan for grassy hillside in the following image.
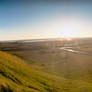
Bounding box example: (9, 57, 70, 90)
(0, 51, 92, 92)
(0, 51, 64, 92)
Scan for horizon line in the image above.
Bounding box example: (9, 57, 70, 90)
(1, 37, 92, 42)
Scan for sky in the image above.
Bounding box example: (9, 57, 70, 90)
(0, 0, 92, 41)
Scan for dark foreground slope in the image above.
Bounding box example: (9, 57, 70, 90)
(0, 51, 92, 92)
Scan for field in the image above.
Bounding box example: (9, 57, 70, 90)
(0, 38, 92, 92)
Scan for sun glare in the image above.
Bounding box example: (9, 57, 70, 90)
(61, 20, 81, 38)
(66, 38, 72, 41)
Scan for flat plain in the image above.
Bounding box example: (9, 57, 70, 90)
(0, 38, 92, 92)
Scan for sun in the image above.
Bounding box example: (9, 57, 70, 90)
(61, 21, 80, 38)
(66, 38, 72, 41)
(61, 29, 77, 38)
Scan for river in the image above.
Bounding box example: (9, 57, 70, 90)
(59, 47, 91, 55)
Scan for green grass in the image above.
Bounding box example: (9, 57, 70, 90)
(0, 51, 58, 91)
(0, 51, 60, 92)
(0, 51, 92, 92)
(0, 51, 70, 92)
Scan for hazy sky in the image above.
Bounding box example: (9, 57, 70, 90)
(0, 0, 92, 41)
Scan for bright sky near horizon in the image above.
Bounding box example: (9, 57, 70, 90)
(0, 0, 92, 41)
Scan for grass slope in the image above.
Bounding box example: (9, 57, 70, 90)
(0, 51, 62, 92)
(0, 51, 92, 92)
